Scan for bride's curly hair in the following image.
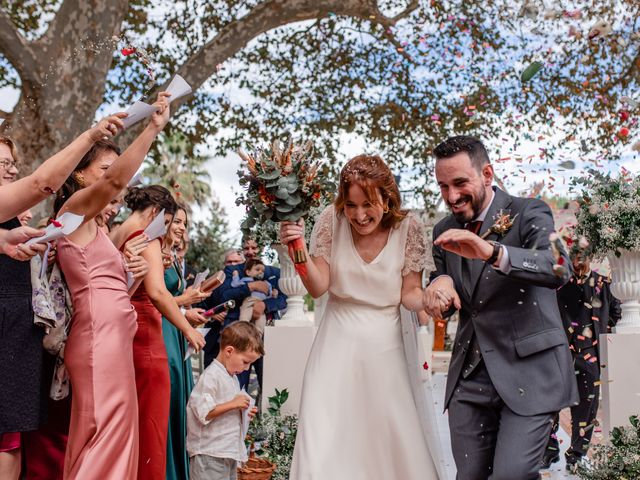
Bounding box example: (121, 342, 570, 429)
(334, 154, 407, 229)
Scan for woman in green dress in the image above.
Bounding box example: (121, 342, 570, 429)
(162, 207, 209, 480)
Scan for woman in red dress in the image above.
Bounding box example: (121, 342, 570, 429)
(110, 185, 206, 480)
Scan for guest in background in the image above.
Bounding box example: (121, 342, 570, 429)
(219, 237, 286, 390)
(231, 258, 279, 334)
(161, 205, 208, 480)
(200, 249, 243, 366)
(111, 185, 206, 480)
(541, 251, 621, 472)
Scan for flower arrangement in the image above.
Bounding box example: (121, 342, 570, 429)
(577, 415, 640, 480)
(236, 140, 333, 276)
(247, 389, 298, 480)
(572, 169, 640, 258)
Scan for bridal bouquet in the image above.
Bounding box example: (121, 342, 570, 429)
(236, 139, 330, 277)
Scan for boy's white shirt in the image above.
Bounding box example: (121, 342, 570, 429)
(186, 359, 248, 463)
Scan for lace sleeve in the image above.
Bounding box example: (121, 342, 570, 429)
(402, 214, 429, 277)
(309, 205, 334, 263)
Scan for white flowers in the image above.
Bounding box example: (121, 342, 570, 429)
(574, 172, 640, 258)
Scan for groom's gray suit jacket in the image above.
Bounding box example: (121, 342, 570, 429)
(431, 187, 579, 416)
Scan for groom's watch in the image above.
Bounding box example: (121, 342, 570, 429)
(484, 241, 501, 265)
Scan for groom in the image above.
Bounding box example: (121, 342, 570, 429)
(423, 136, 578, 479)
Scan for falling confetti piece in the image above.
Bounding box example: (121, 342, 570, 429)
(51, 220, 62, 228)
(619, 110, 630, 121)
(619, 127, 630, 137)
(521, 61, 543, 82)
(121, 47, 136, 56)
(588, 20, 613, 40)
(558, 160, 576, 169)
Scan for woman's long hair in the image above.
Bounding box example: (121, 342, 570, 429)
(53, 139, 121, 216)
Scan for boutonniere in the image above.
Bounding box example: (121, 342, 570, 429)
(480, 210, 518, 239)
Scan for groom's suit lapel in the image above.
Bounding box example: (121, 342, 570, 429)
(468, 188, 513, 300)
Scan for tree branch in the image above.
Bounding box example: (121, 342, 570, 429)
(42, 0, 130, 49)
(0, 109, 9, 119)
(166, 0, 420, 109)
(0, 9, 40, 84)
(391, 0, 420, 23)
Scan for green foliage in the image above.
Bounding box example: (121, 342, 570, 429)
(247, 388, 298, 480)
(185, 198, 231, 272)
(142, 131, 212, 208)
(571, 169, 640, 258)
(267, 388, 290, 416)
(236, 139, 334, 230)
(577, 415, 640, 480)
(2, 0, 639, 210)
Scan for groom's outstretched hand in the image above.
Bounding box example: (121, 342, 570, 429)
(423, 276, 460, 320)
(434, 229, 494, 261)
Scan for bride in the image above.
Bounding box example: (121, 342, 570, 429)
(280, 154, 445, 479)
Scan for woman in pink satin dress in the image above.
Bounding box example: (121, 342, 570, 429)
(53, 93, 171, 479)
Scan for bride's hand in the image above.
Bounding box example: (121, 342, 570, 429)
(279, 219, 305, 245)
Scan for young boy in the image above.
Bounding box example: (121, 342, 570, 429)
(187, 322, 264, 480)
(231, 258, 278, 333)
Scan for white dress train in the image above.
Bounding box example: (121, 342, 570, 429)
(289, 206, 447, 480)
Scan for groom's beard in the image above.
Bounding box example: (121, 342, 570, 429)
(450, 186, 486, 224)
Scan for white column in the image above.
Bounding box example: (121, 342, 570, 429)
(600, 250, 640, 439)
(262, 325, 317, 416)
(600, 333, 640, 440)
(261, 244, 317, 415)
(272, 244, 312, 327)
(608, 250, 640, 333)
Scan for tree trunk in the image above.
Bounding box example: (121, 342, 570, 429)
(1, 0, 130, 173)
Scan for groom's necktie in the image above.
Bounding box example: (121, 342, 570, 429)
(465, 220, 482, 235)
(461, 220, 483, 378)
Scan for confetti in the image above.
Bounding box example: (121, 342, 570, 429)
(619, 127, 630, 138)
(588, 20, 613, 40)
(520, 61, 543, 82)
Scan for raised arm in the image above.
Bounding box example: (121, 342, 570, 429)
(0, 115, 126, 223)
(500, 200, 572, 289)
(57, 93, 171, 222)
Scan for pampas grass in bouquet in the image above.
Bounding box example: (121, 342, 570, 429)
(236, 139, 328, 278)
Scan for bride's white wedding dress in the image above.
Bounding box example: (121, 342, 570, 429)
(289, 206, 445, 480)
